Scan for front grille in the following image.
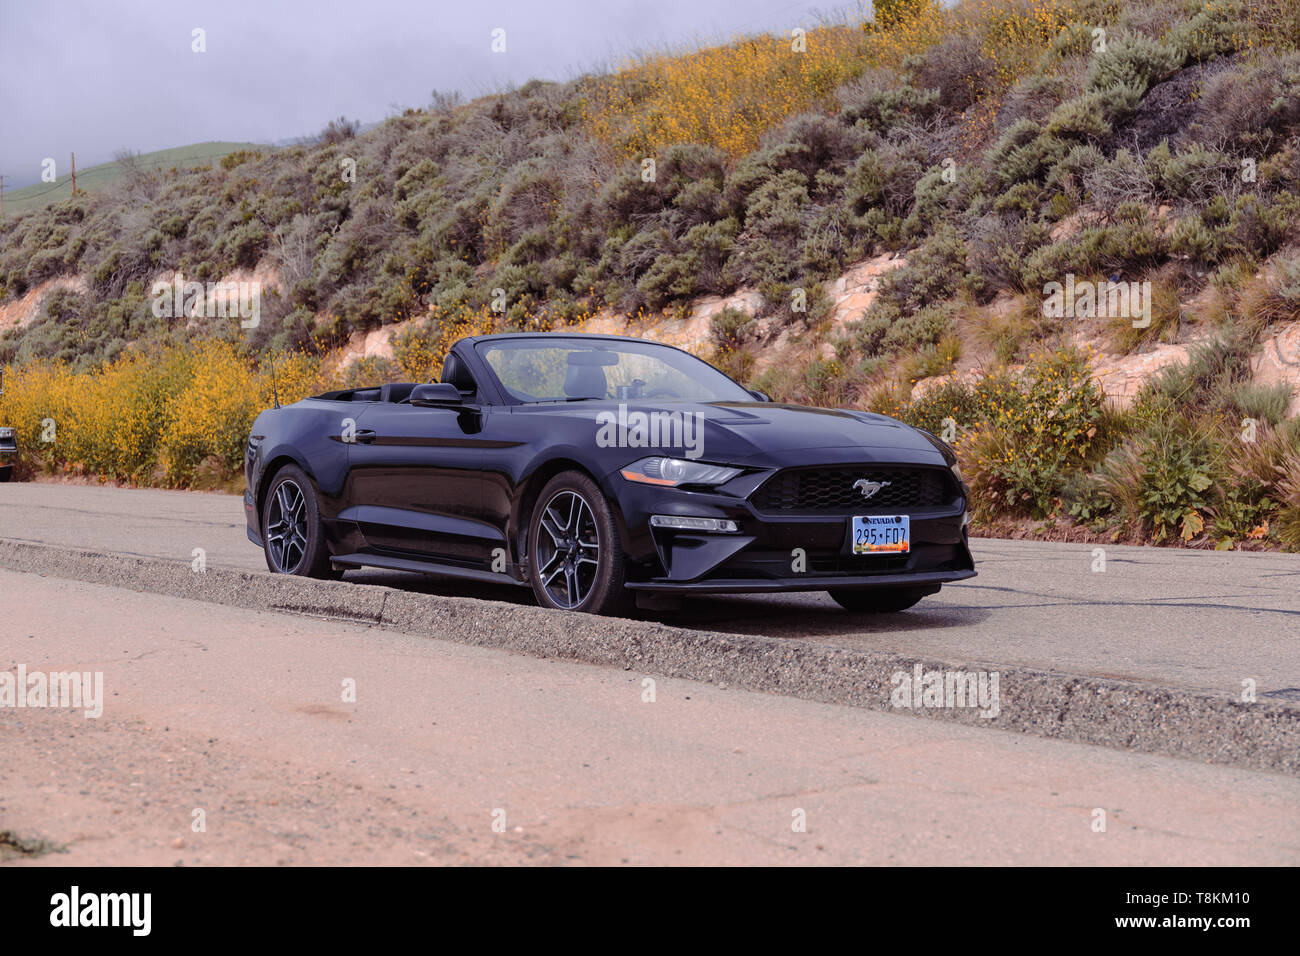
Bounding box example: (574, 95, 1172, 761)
(750, 465, 957, 515)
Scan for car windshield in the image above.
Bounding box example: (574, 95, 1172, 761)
(476, 338, 753, 404)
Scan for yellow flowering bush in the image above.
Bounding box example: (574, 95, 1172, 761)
(582, 26, 874, 162)
(0, 342, 337, 489)
(581, 0, 1086, 163)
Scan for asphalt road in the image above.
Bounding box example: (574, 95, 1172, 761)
(4, 569, 1296, 865)
(2, 482, 1297, 699)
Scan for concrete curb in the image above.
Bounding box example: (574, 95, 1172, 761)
(2, 538, 1295, 775)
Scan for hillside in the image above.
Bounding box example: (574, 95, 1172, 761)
(3, 0, 1300, 548)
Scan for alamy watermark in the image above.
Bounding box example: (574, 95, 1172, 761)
(596, 404, 705, 459)
(0, 665, 103, 718)
(890, 664, 1000, 719)
(1042, 274, 1152, 328)
(50, 886, 150, 936)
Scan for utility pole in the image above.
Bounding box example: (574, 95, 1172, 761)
(70, 152, 76, 195)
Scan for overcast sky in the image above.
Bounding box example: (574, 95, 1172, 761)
(0, 0, 861, 188)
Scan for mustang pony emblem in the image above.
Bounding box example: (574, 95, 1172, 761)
(853, 478, 891, 500)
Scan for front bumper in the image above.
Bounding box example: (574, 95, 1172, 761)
(244, 488, 262, 546)
(625, 568, 974, 594)
(610, 470, 975, 593)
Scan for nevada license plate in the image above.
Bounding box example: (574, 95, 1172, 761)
(851, 515, 909, 554)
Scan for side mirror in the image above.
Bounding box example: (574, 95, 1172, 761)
(747, 389, 772, 402)
(410, 383, 464, 407)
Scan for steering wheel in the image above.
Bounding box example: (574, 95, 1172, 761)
(644, 387, 680, 399)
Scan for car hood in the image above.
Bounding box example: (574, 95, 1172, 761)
(533, 400, 949, 467)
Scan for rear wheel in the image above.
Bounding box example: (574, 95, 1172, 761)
(828, 586, 932, 613)
(527, 471, 631, 616)
(261, 465, 341, 579)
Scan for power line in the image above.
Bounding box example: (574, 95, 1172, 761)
(11, 178, 71, 200)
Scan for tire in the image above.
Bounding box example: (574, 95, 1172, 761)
(527, 471, 631, 616)
(0, 465, 11, 483)
(261, 464, 341, 579)
(828, 586, 932, 613)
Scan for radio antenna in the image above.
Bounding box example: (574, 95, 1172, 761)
(269, 351, 281, 409)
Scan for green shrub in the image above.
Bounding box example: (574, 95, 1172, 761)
(898, 350, 1107, 519)
(1138, 335, 1255, 414)
(903, 334, 961, 381)
(1221, 381, 1292, 427)
(873, 226, 967, 313)
(1084, 34, 1181, 94)
(881, 303, 954, 353)
(1277, 456, 1300, 550)
(1096, 419, 1216, 542)
(709, 307, 757, 350)
(1169, 215, 1225, 266)
(1167, 1, 1251, 63)
(839, 84, 939, 133)
(1189, 50, 1300, 150)
(1020, 216, 1164, 290)
(987, 120, 1067, 188)
(1043, 91, 1113, 141)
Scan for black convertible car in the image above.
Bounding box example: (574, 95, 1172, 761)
(244, 333, 975, 614)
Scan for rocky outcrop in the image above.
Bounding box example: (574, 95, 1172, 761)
(0, 276, 88, 334)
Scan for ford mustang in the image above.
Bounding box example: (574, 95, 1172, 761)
(244, 333, 975, 614)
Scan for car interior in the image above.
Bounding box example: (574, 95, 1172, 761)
(313, 353, 480, 404)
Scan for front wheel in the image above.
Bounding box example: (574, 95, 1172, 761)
(527, 471, 631, 616)
(261, 465, 342, 579)
(828, 586, 933, 613)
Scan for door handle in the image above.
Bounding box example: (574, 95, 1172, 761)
(346, 429, 378, 444)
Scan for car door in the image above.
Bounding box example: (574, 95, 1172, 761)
(342, 401, 500, 565)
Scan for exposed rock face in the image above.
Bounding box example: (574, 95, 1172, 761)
(1089, 342, 1193, 406)
(0, 276, 88, 334)
(1252, 321, 1300, 416)
(336, 324, 400, 369)
(749, 252, 909, 371)
(826, 252, 907, 333)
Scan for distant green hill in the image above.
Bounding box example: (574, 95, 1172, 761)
(2, 142, 270, 215)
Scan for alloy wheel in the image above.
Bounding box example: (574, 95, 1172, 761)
(535, 489, 601, 609)
(265, 479, 309, 573)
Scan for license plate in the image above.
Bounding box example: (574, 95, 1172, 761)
(852, 515, 909, 554)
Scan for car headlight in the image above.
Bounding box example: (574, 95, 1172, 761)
(620, 457, 742, 487)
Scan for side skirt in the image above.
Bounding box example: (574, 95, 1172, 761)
(329, 551, 529, 587)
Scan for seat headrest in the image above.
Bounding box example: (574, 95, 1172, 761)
(379, 382, 418, 403)
(440, 353, 478, 394)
